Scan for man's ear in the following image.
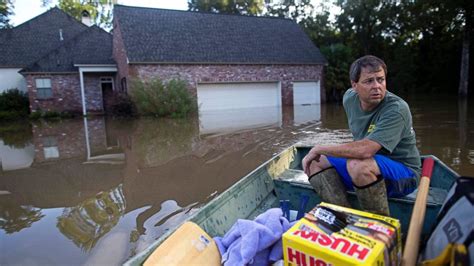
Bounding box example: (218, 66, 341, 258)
(351, 81, 358, 91)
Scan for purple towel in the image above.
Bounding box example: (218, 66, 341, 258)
(214, 208, 293, 266)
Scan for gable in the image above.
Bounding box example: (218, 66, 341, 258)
(21, 26, 115, 73)
(0, 8, 89, 67)
(113, 5, 327, 65)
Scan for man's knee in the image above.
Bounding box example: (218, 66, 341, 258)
(308, 155, 331, 176)
(346, 158, 379, 186)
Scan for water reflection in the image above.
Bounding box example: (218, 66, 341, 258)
(0, 197, 44, 234)
(408, 94, 474, 174)
(57, 185, 126, 251)
(294, 104, 321, 125)
(0, 99, 472, 265)
(1, 106, 323, 264)
(199, 107, 282, 135)
(0, 122, 34, 171)
(0, 140, 34, 171)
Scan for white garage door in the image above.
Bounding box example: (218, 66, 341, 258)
(293, 81, 320, 105)
(197, 82, 280, 111)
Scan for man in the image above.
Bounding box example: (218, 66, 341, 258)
(302, 55, 421, 216)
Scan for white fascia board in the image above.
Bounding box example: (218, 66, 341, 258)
(74, 64, 118, 72)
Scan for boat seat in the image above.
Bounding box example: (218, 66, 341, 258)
(275, 169, 448, 206)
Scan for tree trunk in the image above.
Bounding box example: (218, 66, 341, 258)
(458, 6, 471, 97)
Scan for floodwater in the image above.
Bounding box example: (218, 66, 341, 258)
(0, 95, 473, 265)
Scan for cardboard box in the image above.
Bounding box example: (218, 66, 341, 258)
(283, 202, 401, 266)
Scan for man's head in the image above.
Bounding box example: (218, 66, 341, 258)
(350, 55, 387, 111)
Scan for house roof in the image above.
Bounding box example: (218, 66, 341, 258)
(21, 26, 115, 73)
(113, 5, 327, 65)
(0, 8, 90, 68)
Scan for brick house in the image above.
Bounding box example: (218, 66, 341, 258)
(112, 5, 327, 111)
(0, 8, 116, 115)
(21, 25, 116, 115)
(0, 8, 89, 94)
(2, 5, 327, 115)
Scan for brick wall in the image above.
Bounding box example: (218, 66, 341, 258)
(130, 64, 325, 105)
(25, 73, 105, 113)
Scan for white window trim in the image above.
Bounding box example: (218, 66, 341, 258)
(100, 76, 115, 91)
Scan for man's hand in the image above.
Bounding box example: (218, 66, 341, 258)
(302, 147, 321, 176)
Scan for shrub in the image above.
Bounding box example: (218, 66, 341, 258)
(0, 111, 24, 121)
(109, 94, 137, 117)
(0, 89, 30, 120)
(130, 78, 197, 118)
(28, 111, 43, 120)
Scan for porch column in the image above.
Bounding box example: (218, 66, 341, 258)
(79, 69, 87, 116)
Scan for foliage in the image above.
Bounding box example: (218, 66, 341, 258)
(42, 0, 116, 29)
(265, 0, 473, 97)
(109, 94, 137, 117)
(0, 0, 13, 28)
(130, 78, 197, 118)
(320, 43, 354, 102)
(265, 0, 314, 21)
(188, 0, 264, 15)
(0, 89, 30, 120)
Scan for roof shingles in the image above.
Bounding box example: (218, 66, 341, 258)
(21, 26, 114, 73)
(0, 8, 89, 67)
(114, 5, 327, 65)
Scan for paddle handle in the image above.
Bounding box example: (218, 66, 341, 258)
(402, 157, 435, 266)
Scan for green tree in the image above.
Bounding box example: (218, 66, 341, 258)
(0, 0, 13, 29)
(401, 0, 471, 93)
(42, 0, 116, 29)
(188, 0, 264, 15)
(265, 0, 314, 21)
(321, 43, 353, 101)
(335, 0, 396, 56)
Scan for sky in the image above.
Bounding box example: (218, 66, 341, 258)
(11, 0, 189, 26)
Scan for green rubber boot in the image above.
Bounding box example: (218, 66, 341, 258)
(308, 167, 350, 207)
(354, 177, 390, 216)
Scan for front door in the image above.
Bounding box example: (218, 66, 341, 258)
(102, 82, 114, 114)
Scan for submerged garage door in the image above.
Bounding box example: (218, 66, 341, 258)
(293, 81, 320, 105)
(197, 82, 280, 111)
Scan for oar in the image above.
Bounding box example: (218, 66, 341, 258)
(144, 221, 221, 266)
(402, 157, 435, 266)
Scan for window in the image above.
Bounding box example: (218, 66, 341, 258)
(100, 77, 113, 83)
(35, 78, 52, 99)
(121, 77, 127, 93)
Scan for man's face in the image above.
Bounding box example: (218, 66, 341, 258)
(351, 67, 387, 111)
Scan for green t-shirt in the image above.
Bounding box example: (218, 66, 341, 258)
(343, 88, 421, 176)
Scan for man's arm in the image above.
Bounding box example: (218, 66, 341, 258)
(302, 139, 381, 175)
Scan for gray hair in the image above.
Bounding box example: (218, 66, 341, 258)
(349, 55, 387, 82)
